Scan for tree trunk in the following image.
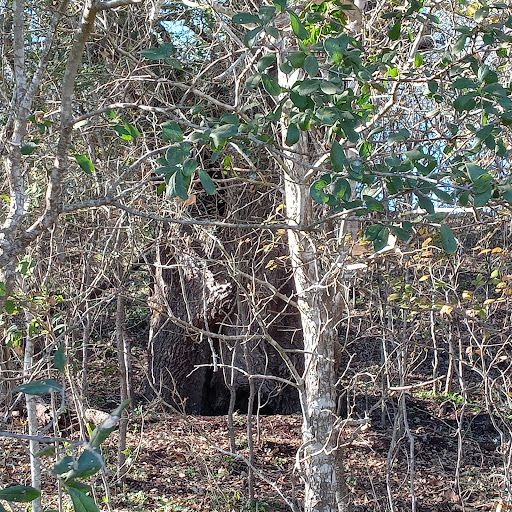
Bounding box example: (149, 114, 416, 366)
(278, 37, 349, 512)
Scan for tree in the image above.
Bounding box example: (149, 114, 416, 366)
(2, 0, 512, 511)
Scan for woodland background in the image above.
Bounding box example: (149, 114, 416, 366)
(1, 0, 512, 511)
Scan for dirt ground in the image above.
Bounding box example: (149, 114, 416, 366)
(2, 395, 507, 512)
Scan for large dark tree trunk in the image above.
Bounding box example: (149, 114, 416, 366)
(146, 228, 303, 415)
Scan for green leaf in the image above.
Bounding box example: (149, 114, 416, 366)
(289, 11, 309, 40)
(261, 73, 282, 96)
(310, 176, 331, 204)
(414, 53, 423, 67)
(453, 93, 477, 112)
(315, 107, 340, 125)
(287, 51, 306, 68)
(374, 227, 390, 252)
(416, 193, 435, 214)
(295, 80, 319, 96)
(453, 34, 468, 54)
(13, 379, 62, 395)
(272, 0, 286, 11)
(161, 121, 183, 143)
(472, 173, 493, 194)
(210, 124, 239, 147)
(75, 154, 95, 174)
(286, 123, 300, 145)
(474, 188, 492, 207)
(389, 19, 401, 40)
(257, 54, 277, 72)
(198, 170, 216, 195)
(0, 486, 41, 503)
(363, 224, 384, 242)
(63, 448, 103, 481)
(259, 5, 276, 23)
(112, 122, 139, 141)
(304, 55, 319, 76)
(451, 77, 478, 89)
(333, 178, 351, 201)
(331, 141, 347, 173)
(53, 343, 65, 373)
(140, 43, 173, 60)
(440, 224, 457, 254)
(388, 129, 410, 144)
(168, 170, 189, 200)
(244, 26, 263, 48)
(89, 400, 130, 449)
(182, 159, 197, 177)
(3, 300, 15, 314)
(21, 142, 37, 155)
(466, 163, 486, 182)
(54, 456, 74, 475)
(246, 72, 262, 90)
(232, 12, 261, 24)
(64, 481, 92, 492)
(66, 487, 99, 512)
(433, 188, 453, 203)
(0, 282, 6, 296)
(35, 445, 56, 457)
(474, 6, 489, 22)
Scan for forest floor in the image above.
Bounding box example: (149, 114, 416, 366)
(1, 345, 509, 512)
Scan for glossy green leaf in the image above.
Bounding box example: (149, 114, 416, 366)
(389, 19, 401, 40)
(67, 487, 99, 512)
(363, 224, 384, 242)
(257, 54, 277, 72)
(474, 6, 489, 22)
(286, 123, 300, 145)
(53, 343, 65, 373)
(182, 159, 197, 177)
(295, 80, 319, 96)
(331, 141, 347, 173)
(140, 43, 173, 60)
(0, 486, 41, 503)
(13, 379, 62, 395)
(472, 173, 493, 194)
(453, 93, 477, 112)
(168, 170, 189, 200)
(75, 154, 95, 174)
(258, 6, 276, 23)
(89, 400, 130, 448)
(3, 300, 15, 314)
(289, 11, 309, 40)
(374, 227, 390, 252)
(246, 73, 262, 90)
(440, 224, 457, 253)
(244, 26, 263, 48)
(310, 176, 331, 204)
(453, 34, 468, 54)
(63, 448, 103, 481)
(199, 170, 216, 195)
(232, 12, 261, 24)
(272, 0, 286, 10)
(161, 121, 183, 143)
(474, 188, 492, 207)
(451, 77, 477, 90)
(287, 51, 306, 68)
(416, 193, 435, 214)
(304, 55, 319, 76)
(261, 73, 282, 96)
(388, 129, 410, 144)
(210, 124, 239, 147)
(21, 142, 37, 155)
